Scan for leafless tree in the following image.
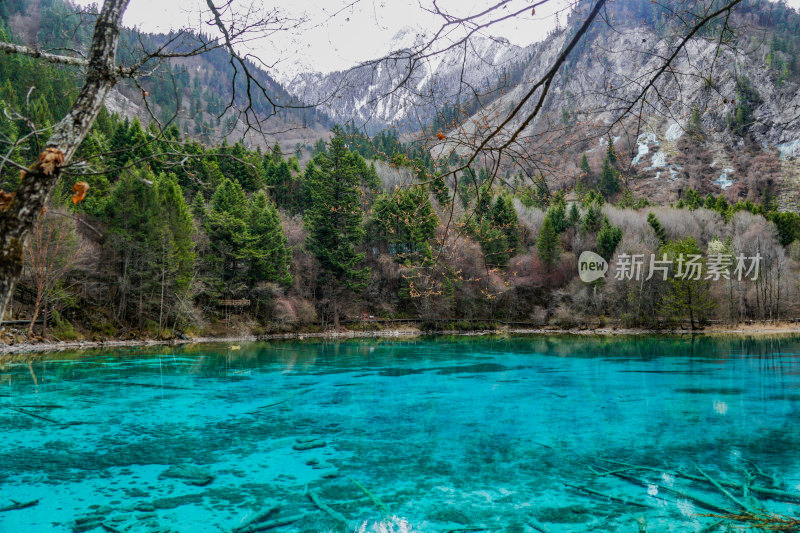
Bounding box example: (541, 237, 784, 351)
(23, 209, 78, 336)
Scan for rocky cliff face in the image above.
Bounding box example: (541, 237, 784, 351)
(287, 30, 532, 131)
(287, 1, 800, 207)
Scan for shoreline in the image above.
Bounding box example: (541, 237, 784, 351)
(1, 322, 800, 356)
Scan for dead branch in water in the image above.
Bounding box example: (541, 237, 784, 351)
(696, 467, 757, 514)
(232, 507, 279, 533)
(563, 482, 654, 508)
(0, 499, 39, 512)
(349, 477, 390, 518)
(305, 487, 347, 526)
(600, 459, 800, 503)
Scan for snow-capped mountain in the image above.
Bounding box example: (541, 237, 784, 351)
(286, 28, 533, 130)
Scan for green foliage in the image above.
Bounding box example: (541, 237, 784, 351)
(686, 106, 705, 141)
(474, 220, 512, 269)
(596, 217, 623, 260)
(605, 137, 618, 166)
(191, 191, 207, 221)
(518, 174, 550, 208)
(546, 200, 568, 234)
(599, 157, 620, 198)
(581, 189, 605, 208)
(367, 186, 439, 263)
(246, 191, 292, 285)
(537, 213, 560, 265)
(474, 181, 493, 218)
(155, 173, 195, 292)
(50, 309, 79, 341)
(769, 211, 800, 246)
(465, 194, 522, 269)
(615, 189, 651, 209)
(647, 212, 668, 247)
(489, 196, 521, 252)
(215, 141, 264, 191)
(725, 75, 763, 136)
(202, 177, 291, 295)
(577, 153, 591, 191)
(429, 171, 449, 204)
(305, 126, 370, 294)
(683, 189, 703, 210)
(582, 202, 602, 233)
(102, 169, 196, 322)
(660, 238, 715, 329)
(567, 203, 581, 227)
(580, 153, 591, 176)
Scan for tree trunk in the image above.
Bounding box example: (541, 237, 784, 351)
(28, 295, 43, 338)
(0, 0, 129, 325)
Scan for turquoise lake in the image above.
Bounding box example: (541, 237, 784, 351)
(2, 335, 800, 532)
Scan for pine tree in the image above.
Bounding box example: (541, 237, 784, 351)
(270, 141, 283, 163)
(154, 173, 195, 335)
(103, 170, 162, 322)
(660, 237, 715, 330)
(605, 137, 617, 166)
(430, 171, 449, 204)
(126, 116, 152, 167)
(580, 153, 591, 176)
(108, 117, 131, 170)
(537, 213, 560, 266)
(305, 126, 369, 326)
(596, 217, 623, 260)
(578, 153, 591, 190)
(475, 182, 492, 218)
(647, 212, 668, 247)
(205, 178, 250, 294)
(582, 202, 602, 233)
(546, 200, 567, 234)
(599, 157, 620, 197)
(368, 187, 438, 262)
(478, 221, 512, 269)
(155, 173, 195, 291)
(191, 191, 207, 221)
(246, 190, 292, 285)
(686, 105, 704, 140)
(489, 196, 521, 253)
(268, 159, 298, 212)
(567, 202, 581, 227)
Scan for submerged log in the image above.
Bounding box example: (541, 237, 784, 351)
(232, 507, 279, 533)
(608, 471, 731, 514)
(563, 482, 653, 508)
(349, 477, 390, 517)
(696, 467, 756, 514)
(237, 514, 305, 533)
(305, 488, 347, 525)
(600, 459, 800, 503)
(527, 516, 551, 533)
(0, 499, 39, 512)
(7, 406, 60, 425)
(744, 459, 781, 489)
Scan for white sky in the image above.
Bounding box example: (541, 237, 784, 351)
(70, 0, 577, 81)
(72, 0, 800, 82)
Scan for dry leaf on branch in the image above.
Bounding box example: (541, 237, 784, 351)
(0, 190, 15, 211)
(72, 181, 90, 204)
(39, 148, 65, 175)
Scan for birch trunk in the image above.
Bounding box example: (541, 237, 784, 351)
(0, 0, 129, 324)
